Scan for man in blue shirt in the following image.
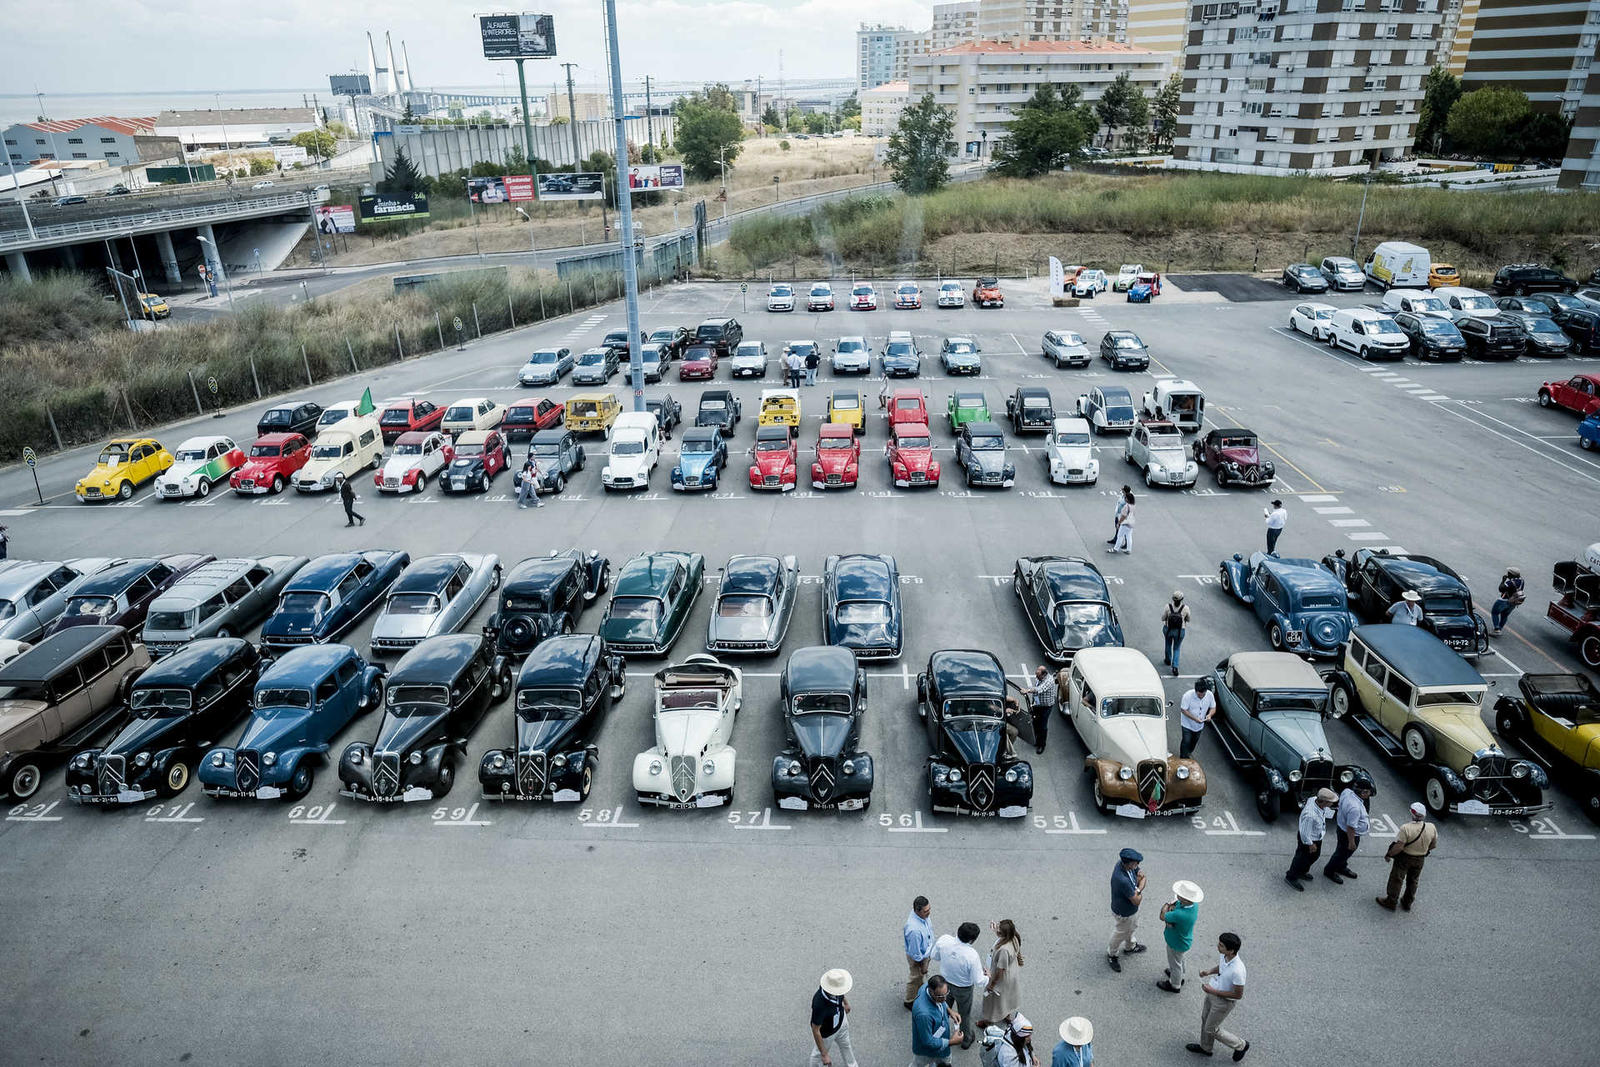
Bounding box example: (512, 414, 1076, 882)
(911, 975, 962, 1066)
(903, 894, 935, 1009)
(1323, 780, 1373, 883)
(1052, 1016, 1094, 1067)
(1107, 847, 1147, 972)
(1387, 591, 1424, 625)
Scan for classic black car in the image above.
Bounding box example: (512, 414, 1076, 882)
(66, 638, 259, 805)
(1005, 387, 1055, 435)
(822, 554, 903, 660)
(917, 649, 1033, 817)
(772, 646, 873, 811)
(440, 429, 508, 493)
(518, 428, 587, 494)
(256, 400, 323, 440)
(482, 550, 611, 676)
(1012, 555, 1124, 663)
(339, 634, 508, 803)
(479, 634, 626, 802)
(1325, 548, 1490, 659)
(647, 325, 692, 360)
(1493, 673, 1600, 818)
(646, 394, 682, 435)
(695, 389, 742, 434)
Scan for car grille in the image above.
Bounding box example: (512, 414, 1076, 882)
(372, 753, 401, 798)
(158, 484, 181, 497)
(809, 757, 837, 803)
(97, 755, 126, 796)
(83, 487, 103, 498)
(968, 764, 996, 813)
(909, 472, 926, 483)
(518, 751, 548, 796)
(238, 479, 255, 489)
(1468, 752, 1515, 803)
(1068, 469, 1084, 477)
(826, 474, 842, 484)
(763, 475, 779, 486)
(1137, 759, 1168, 809)
(671, 755, 696, 802)
(235, 750, 261, 793)
(1300, 757, 1333, 795)
(1240, 466, 1269, 484)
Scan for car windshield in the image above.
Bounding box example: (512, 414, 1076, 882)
(1060, 333, 1086, 346)
(612, 438, 645, 456)
(1054, 430, 1090, 446)
(717, 594, 772, 618)
(1054, 601, 1111, 633)
(387, 684, 449, 715)
(393, 442, 423, 456)
(819, 436, 853, 452)
(1424, 595, 1469, 614)
(736, 344, 763, 358)
(791, 343, 815, 357)
(504, 407, 537, 422)
(1406, 297, 1446, 312)
(1369, 319, 1403, 335)
(1416, 689, 1483, 708)
(131, 688, 192, 715)
(278, 591, 328, 616)
(385, 593, 441, 615)
(971, 434, 1004, 450)
(794, 692, 851, 714)
(175, 449, 207, 462)
(886, 344, 915, 358)
(1100, 695, 1163, 717)
(838, 340, 865, 352)
(771, 285, 792, 296)
(318, 409, 348, 425)
(255, 687, 313, 711)
(380, 409, 411, 424)
(517, 687, 583, 720)
(897, 435, 930, 450)
(682, 437, 716, 455)
(836, 601, 891, 624)
(144, 609, 193, 630)
(530, 441, 563, 459)
(685, 347, 715, 362)
(529, 351, 561, 364)
(853, 286, 873, 296)
(941, 283, 960, 292)
(569, 402, 598, 417)
(1114, 336, 1142, 349)
(97, 446, 129, 466)
(1458, 295, 1495, 310)
(810, 287, 829, 297)
(1022, 397, 1050, 408)
(577, 353, 605, 365)
(945, 697, 1002, 719)
(260, 410, 292, 426)
(1219, 435, 1256, 449)
(62, 596, 116, 619)
(1420, 319, 1458, 336)
(1258, 692, 1326, 714)
(311, 443, 347, 459)
(697, 325, 725, 339)
(946, 342, 975, 354)
(1524, 318, 1564, 335)
(455, 442, 486, 457)
(609, 596, 662, 621)
(756, 437, 790, 453)
(700, 400, 726, 411)
(249, 443, 283, 457)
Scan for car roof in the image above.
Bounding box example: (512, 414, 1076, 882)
(71, 559, 157, 595)
(394, 431, 434, 444)
(0, 625, 125, 686)
(966, 421, 1003, 435)
(1073, 647, 1163, 694)
(253, 432, 304, 446)
(682, 426, 719, 441)
(1106, 329, 1139, 339)
(388, 634, 484, 685)
(516, 633, 600, 686)
(929, 648, 1005, 695)
(616, 553, 687, 596)
(1033, 557, 1110, 602)
(1099, 386, 1133, 402)
(456, 430, 495, 444)
(785, 645, 857, 690)
(0, 561, 73, 597)
(159, 558, 268, 595)
(832, 555, 894, 599)
(133, 638, 249, 687)
(1257, 555, 1344, 595)
(1017, 386, 1051, 398)
(504, 554, 577, 590)
(819, 422, 854, 437)
(1228, 651, 1327, 691)
(722, 555, 782, 593)
(1367, 553, 1466, 594)
(174, 435, 229, 451)
(287, 553, 365, 590)
(530, 427, 571, 443)
(567, 391, 613, 402)
(1052, 417, 1091, 432)
(754, 425, 791, 441)
(258, 644, 351, 686)
(1355, 625, 1485, 688)
(394, 555, 467, 594)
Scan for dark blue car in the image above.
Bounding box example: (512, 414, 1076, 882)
(1580, 412, 1600, 451)
(199, 644, 385, 801)
(671, 426, 728, 491)
(259, 550, 409, 652)
(1221, 552, 1359, 658)
(822, 554, 903, 660)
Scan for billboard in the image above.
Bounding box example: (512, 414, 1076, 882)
(315, 204, 357, 234)
(468, 176, 508, 203)
(536, 171, 604, 201)
(626, 163, 683, 190)
(480, 13, 557, 60)
(329, 73, 372, 96)
(359, 193, 430, 222)
(503, 173, 535, 201)
(272, 145, 309, 165)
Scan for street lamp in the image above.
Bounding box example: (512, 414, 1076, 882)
(195, 234, 234, 309)
(1350, 175, 1375, 260)
(515, 206, 547, 319)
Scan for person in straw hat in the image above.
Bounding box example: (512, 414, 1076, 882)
(1386, 589, 1424, 626)
(1157, 880, 1203, 993)
(809, 968, 857, 1067)
(1051, 1017, 1094, 1067)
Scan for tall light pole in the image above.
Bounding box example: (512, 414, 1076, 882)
(604, 0, 645, 413)
(1350, 175, 1374, 260)
(35, 92, 62, 195)
(3, 151, 37, 238)
(515, 206, 546, 319)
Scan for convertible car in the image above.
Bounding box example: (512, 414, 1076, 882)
(259, 550, 409, 653)
(916, 649, 1032, 817)
(1220, 552, 1359, 658)
(633, 654, 742, 808)
(599, 551, 705, 656)
(707, 554, 799, 655)
(1012, 556, 1124, 664)
(369, 553, 501, 656)
(1492, 672, 1600, 819)
(482, 550, 611, 675)
(1326, 548, 1490, 659)
(773, 646, 873, 811)
(823, 554, 903, 660)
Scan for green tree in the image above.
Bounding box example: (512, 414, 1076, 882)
(290, 128, 336, 161)
(990, 84, 1099, 177)
(325, 119, 353, 139)
(248, 157, 274, 176)
(840, 92, 861, 120)
(401, 102, 416, 123)
(884, 92, 954, 195)
(762, 103, 780, 127)
(640, 142, 658, 163)
(379, 146, 424, 194)
(1446, 85, 1531, 158)
(469, 160, 505, 177)
(503, 144, 529, 174)
(1515, 110, 1572, 162)
(1150, 73, 1182, 152)
(676, 99, 745, 181)
(1094, 73, 1148, 149)
(803, 112, 830, 135)
(844, 114, 862, 132)
(1415, 65, 1461, 155)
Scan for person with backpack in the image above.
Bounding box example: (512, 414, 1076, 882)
(1161, 591, 1191, 677)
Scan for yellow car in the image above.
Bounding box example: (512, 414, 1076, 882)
(1427, 263, 1460, 289)
(138, 292, 170, 319)
(75, 437, 173, 502)
(827, 388, 865, 434)
(758, 389, 801, 429)
(564, 392, 622, 435)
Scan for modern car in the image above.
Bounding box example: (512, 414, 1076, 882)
(75, 438, 173, 502)
(881, 334, 922, 377)
(886, 422, 938, 488)
(1495, 295, 1554, 316)
(1126, 420, 1198, 488)
(692, 317, 742, 355)
(831, 336, 873, 374)
(632, 654, 742, 808)
(1428, 263, 1460, 289)
(936, 281, 965, 308)
(599, 551, 705, 656)
(748, 425, 799, 492)
(1282, 263, 1330, 294)
(758, 389, 801, 429)
(1071, 269, 1108, 298)
(849, 283, 878, 311)
(1099, 330, 1150, 370)
(1114, 264, 1144, 293)
(731, 340, 769, 379)
(812, 423, 861, 488)
(1042, 329, 1091, 368)
(1006, 387, 1055, 435)
(783, 340, 820, 378)
(1046, 417, 1098, 486)
(694, 389, 741, 434)
(767, 283, 796, 312)
(481, 550, 611, 674)
(623, 343, 671, 384)
(1193, 428, 1275, 487)
(318, 396, 379, 430)
(1538, 374, 1600, 416)
(155, 436, 244, 500)
(1501, 310, 1575, 357)
(256, 400, 323, 439)
(1319, 256, 1366, 291)
(773, 646, 873, 811)
(1328, 548, 1490, 659)
(1456, 314, 1525, 360)
(572, 347, 620, 385)
(499, 397, 564, 442)
(258, 550, 409, 653)
(518, 428, 586, 494)
(973, 277, 1004, 308)
(808, 283, 835, 312)
(894, 282, 922, 309)
(1012, 555, 1123, 663)
(1219, 552, 1360, 657)
(230, 433, 311, 495)
(1140, 379, 1204, 432)
(1077, 385, 1137, 435)
(706, 554, 800, 655)
(679, 344, 720, 381)
(601, 412, 660, 492)
(1492, 672, 1600, 819)
(1435, 286, 1500, 321)
(947, 389, 989, 433)
(518, 347, 575, 386)
(563, 392, 622, 436)
(647, 326, 691, 359)
(369, 553, 501, 657)
(671, 426, 728, 491)
(293, 425, 384, 493)
(1490, 263, 1578, 296)
(440, 429, 508, 493)
(938, 337, 981, 375)
(141, 556, 307, 657)
(916, 649, 1032, 817)
(49, 555, 212, 636)
(376, 397, 446, 445)
(1392, 311, 1466, 361)
(827, 389, 865, 434)
(954, 421, 1015, 489)
(1287, 302, 1338, 341)
(252, 180, 275, 190)
(438, 396, 500, 435)
(600, 329, 647, 361)
(886, 388, 930, 431)
(822, 553, 903, 660)
(373, 431, 451, 494)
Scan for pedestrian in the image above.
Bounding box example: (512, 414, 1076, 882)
(1178, 677, 1216, 759)
(1187, 932, 1249, 1061)
(934, 922, 985, 1050)
(516, 455, 544, 509)
(1106, 485, 1131, 546)
(979, 919, 1024, 1029)
(0, 523, 8, 560)
(1106, 847, 1147, 972)
(911, 975, 963, 1067)
(1490, 566, 1525, 635)
(339, 478, 364, 526)
(1264, 500, 1286, 555)
(1284, 787, 1337, 890)
(1323, 780, 1373, 884)
(805, 345, 820, 386)
(994, 1014, 1039, 1067)
(903, 895, 935, 1010)
(1376, 801, 1438, 912)
(1157, 880, 1203, 993)
(1051, 1018, 1094, 1067)
(788, 348, 806, 389)
(1386, 590, 1424, 625)
(1108, 489, 1135, 554)
(810, 968, 859, 1067)
(1162, 591, 1191, 676)
(1029, 665, 1054, 755)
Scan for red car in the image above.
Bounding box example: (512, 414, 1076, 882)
(680, 344, 720, 381)
(812, 422, 860, 489)
(973, 276, 1004, 308)
(850, 283, 878, 311)
(887, 388, 930, 429)
(230, 433, 312, 495)
(886, 422, 940, 488)
(748, 425, 798, 491)
(378, 396, 446, 444)
(1538, 373, 1600, 417)
(500, 397, 564, 441)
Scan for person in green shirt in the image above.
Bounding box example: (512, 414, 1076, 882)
(1157, 880, 1202, 993)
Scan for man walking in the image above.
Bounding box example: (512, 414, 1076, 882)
(1187, 932, 1249, 1061)
(1106, 485, 1131, 545)
(1178, 677, 1216, 759)
(805, 344, 820, 386)
(1285, 787, 1337, 890)
(516, 454, 544, 509)
(903, 895, 935, 1009)
(1029, 665, 1054, 755)
(810, 968, 858, 1067)
(933, 922, 985, 1051)
(1387, 590, 1424, 625)
(1264, 500, 1286, 555)
(1377, 801, 1438, 912)
(1323, 779, 1373, 883)
(1162, 591, 1191, 676)
(788, 348, 805, 389)
(1109, 489, 1135, 554)
(1157, 880, 1202, 993)
(1107, 847, 1147, 972)
(1052, 1018, 1094, 1067)
(1490, 566, 1524, 635)
(910, 975, 962, 1067)
(339, 478, 364, 526)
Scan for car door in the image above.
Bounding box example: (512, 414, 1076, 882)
(663, 568, 687, 643)
(1222, 664, 1263, 750)
(1029, 570, 1054, 647)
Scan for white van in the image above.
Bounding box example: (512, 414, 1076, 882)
(1327, 308, 1410, 361)
(1380, 288, 1450, 316)
(1364, 241, 1431, 289)
(601, 411, 660, 492)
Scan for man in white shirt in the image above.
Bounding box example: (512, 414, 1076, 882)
(1187, 932, 1249, 1060)
(1178, 677, 1216, 759)
(932, 922, 986, 1050)
(1264, 500, 1286, 555)
(1387, 591, 1424, 625)
(1284, 787, 1337, 890)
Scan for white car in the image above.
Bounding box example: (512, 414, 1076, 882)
(808, 283, 835, 311)
(1287, 302, 1338, 341)
(731, 340, 770, 379)
(441, 396, 501, 435)
(632, 654, 742, 808)
(1112, 264, 1143, 292)
(155, 435, 240, 499)
(1140, 379, 1205, 433)
(251, 180, 275, 190)
(1434, 285, 1499, 321)
(894, 282, 922, 309)
(936, 282, 965, 308)
(1126, 420, 1198, 488)
(602, 411, 660, 492)
(1046, 417, 1098, 486)
(1042, 329, 1091, 368)
(1072, 269, 1109, 298)
(767, 284, 796, 312)
(850, 283, 878, 311)
(832, 336, 873, 374)
(316, 400, 364, 430)
(374, 431, 451, 493)
(293, 424, 384, 492)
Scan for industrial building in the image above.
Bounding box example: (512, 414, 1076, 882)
(4, 116, 155, 167)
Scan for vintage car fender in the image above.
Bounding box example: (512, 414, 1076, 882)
(271, 743, 331, 781)
(152, 745, 199, 793)
(1084, 755, 1207, 806)
(1219, 556, 1254, 601)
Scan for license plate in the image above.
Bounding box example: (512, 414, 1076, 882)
(256, 786, 282, 800)
(452, 479, 467, 489)
(1286, 630, 1305, 645)
(239, 480, 254, 489)
(1456, 799, 1491, 815)
(837, 798, 866, 811)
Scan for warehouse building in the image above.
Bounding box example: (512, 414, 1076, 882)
(3, 116, 155, 167)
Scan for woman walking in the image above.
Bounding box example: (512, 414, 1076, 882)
(1109, 489, 1135, 554)
(978, 919, 1024, 1030)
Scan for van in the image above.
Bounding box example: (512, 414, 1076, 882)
(1433, 286, 1500, 321)
(601, 411, 660, 491)
(1379, 288, 1449, 316)
(1327, 308, 1410, 361)
(1364, 242, 1431, 289)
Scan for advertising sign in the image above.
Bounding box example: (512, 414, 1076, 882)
(626, 163, 684, 190)
(480, 13, 557, 60)
(329, 74, 372, 96)
(315, 204, 357, 234)
(1049, 256, 1064, 294)
(468, 176, 509, 203)
(535, 171, 604, 201)
(503, 173, 535, 201)
(272, 145, 309, 165)
(359, 193, 430, 222)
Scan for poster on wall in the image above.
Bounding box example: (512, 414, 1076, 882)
(315, 204, 357, 234)
(626, 164, 683, 190)
(359, 193, 430, 221)
(535, 171, 604, 200)
(468, 176, 508, 203)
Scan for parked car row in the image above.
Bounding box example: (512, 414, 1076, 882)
(1287, 289, 1600, 361)
(769, 279, 1000, 314)
(1284, 247, 1598, 299)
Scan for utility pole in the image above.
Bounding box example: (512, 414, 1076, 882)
(604, 0, 645, 414)
(561, 62, 581, 166)
(514, 58, 536, 172)
(779, 50, 787, 134)
(756, 75, 763, 135)
(645, 75, 654, 151)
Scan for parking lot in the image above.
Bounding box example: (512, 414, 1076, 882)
(3, 277, 1597, 1066)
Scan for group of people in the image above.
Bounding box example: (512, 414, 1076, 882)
(1286, 786, 1440, 913)
(786, 345, 821, 388)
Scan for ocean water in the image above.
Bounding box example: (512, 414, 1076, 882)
(0, 86, 536, 128)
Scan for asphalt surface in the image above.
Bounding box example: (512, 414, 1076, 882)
(3, 278, 1598, 1066)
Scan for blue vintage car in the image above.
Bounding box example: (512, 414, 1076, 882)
(1126, 274, 1160, 303)
(823, 553, 903, 660)
(1580, 412, 1600, 451)
(671, 426, 728, 491)
(199, 644, 385, 801)
(259, 550, 409, 652)
(1220, 552, 1359, 658)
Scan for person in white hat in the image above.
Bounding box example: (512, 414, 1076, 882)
(1052, 1017, 1094, 1067)
(1377, 801, 1439, 912)
(1386, 590, 1424, 626)
(995, 1013, 1039, 1067)
(809, 968, 857, 1067)
(1157, 881, 1203, 993)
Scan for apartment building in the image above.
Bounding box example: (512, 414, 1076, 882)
(932, 2, 984, 49)
(1458, 0, 1600, 117)
(1559, 36, 1600, 187)
(858, 24, 915, 89)
(1171, 0, 1438, 174)
(862, 81, 914, 136)
(1128, 1, 1193, 55)
(978, 0, 1132, 43)
(1442, 0, 1479, 71)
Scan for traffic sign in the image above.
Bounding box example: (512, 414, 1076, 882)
(740, 283, 748, 293)
(22, 447, 37, 468)
(206, 375, 218, 394)
(453, 317, 463, 332)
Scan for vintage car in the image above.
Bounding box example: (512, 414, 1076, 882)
(1581, 412, 1600, 452)
(573, 347, 620, 385)
(49, 555, 212, 636)
(1126, 420, 1199, 488)
(936, 281, 965, 308)
(0, 640, 28, 667)
(748, 425, 799, 491)
(0, 626, 148, 799)
(758, 389, 801, 429)
(76, 438, 173, 502)
(731, 340, 770, 378)
(947, 389, 990, 433)
(954, 421, 1016, 489)
(482, 550, 610, 674)
(973, 277, 1004, 308)
(256, 399, 322, 439)
(706, 554, 800, 655)
(1126, 272, 1161, 302)
(480, 634, 625, 802)
(155, 436, 244, 500)
(881, 334, 923, 377)
(849, 282, 878, 311)
(602, 412, 660, 492)
(672, 426, 728, 491)
(807, 283, 835, 312)
(377, 396, 446, 443)
(142, 556, 307, 657)
(1013, 555, 1123, 663)
(767, 284, 796, 312)
(887, 388, 930, 430)
(1077, 385, 1137, 435)
(1537, 373, 1600, 417)
(200, 644, 385, 801)
(518, 428, 586, 494)
(774, 646, 873, 811)
(623, 343, 671, 385)
(679, 343, 720, 381)
(230, 433, 312, 496)
(1046, 417, 1098, 486)
(1220, 552, 1359, 658)
(885, 422, 939, 488)
(1209, 651, 1374, 820)
(917, 649, 1032, 816)
(1549, 544, 1600, 667)
(823, 553, 903, 660)
(812, 423, 861, 489)
(831, 336, 873, 375)
(599, 551, 705, 656)
(375, 431, 452, 494)
(695, 389, 742, 433)
(1193, 428, 1276, 487)
(1329, 549, 1490, 659)
(1042, 330, 1091, 369)
(1099, 330, 1150, 370)
(633, 654, 742, 808)
(292, 425, 384, 492)
(1072, 268, 1109, 298)
(339, 634, 508, 803)
(648, 326, 691, 359)
(517, 348, 574, 387)
(66, 638, 259, 805)
(939, 337, 982, 375)
(440, 429, 509, 493)
(827, 389, 865, 433)
(369, 553, 501, 656)
(1005, 387, 1054, 435)
(1114, 264, 1143, 292)
(499, 397, 564, 441)
(563, 392, 622, 435)
(1328, 625, 1549, 816)
(1140, 380, 1205, 432)
(440, 396, 502, 435)
(1493, 673, 1600, 818)
(646, 395, 682, 437)
(1066, 647, 1206, 816)
(0, 560, 109, 643)
(259, 550, 409, 653)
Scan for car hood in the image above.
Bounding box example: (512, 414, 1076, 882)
(237, 458, 288, 478)
(106, 713, 187, 757)
(683, 356, 714, 368)
(968, 450, 1010, 473)
(1260, 712, 1332, 759)
(892, 448, 933, 471)
(732, 355, 765, 367)
(517, 716, 581, 755)
(945, 353, 979, 365)
(754, 451, 795, 474)
(1096, 715, 1169, 765)
(1426, 709, 1497, 757)
(678, 452, 719, 475)
(449, 457, 486, 474)
(374, 711, 447, 755)
(943, 722, 1002, 765)
(297, 457, 344, 479)
(884, 353, 918, 366)
(1051, 443, 1093, 464)
(655, 708, 724, 756)
(792, 713, 852, 757)
(160, 459, 209, 483)
(237, 710, 314, 753)
(817, 449, 856, 473)
(1218, 447, 1261, 465)
(608, 454, 651, 476)
(1146, 449, 1191, 471)
(371, 613, 440, 641)
(520, 364, 558, 379)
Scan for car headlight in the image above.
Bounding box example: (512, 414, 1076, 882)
(347, 749, 363, 764)
(211, 752, 225, 767)
(321, 474, 335, 487)
(1003, 767, 1018, 783)
(408, 751, 423, 765)
(840, 759, 856, 776)
(1176, 765, 1191, 780)
(1511, 762, 1529, 779)
(949, 768, 963, 783)
(263, 752, 277, 767)
(73, 755, 91, 770)
(702, 759, 716, 775)
(552, 754, 567, 769)
(787, 759, 802, 777)
(134, 752, 150, 768)
(1287, 769, 1302, 783)
(1464, 764, 1480, 780)
(1339, 769, 1355, 784)
(1117, 766, 1134, 781)
(649, 759, 663, 775)
(491, 754, 506, 769)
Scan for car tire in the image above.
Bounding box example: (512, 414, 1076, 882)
(1582, 436, 1596, 452)
(1579, 632, 1600, 669)
(1092, 777, 1111, 814)
(270, 475, 284, 494)
(1268, 622, 1285, 650)
(1494, 705, 1519, 739)
(1402, 725, 1432, 762)
(1144, 470, 1156, 488)
(1290, 317, 1300, 333)
(117, 480, 134, 500)
(8, 759, 42, 800)
(215, 626, 232, 639)
(1423, 775, 1449, 816)
(359, 677, 383, 711)
(490, 665, 512, 703)
(579, 762, 595, 801)
(161, 759, 191, 797)
(1255, 788, 1279, 823)
(1359, 346, 1370, 361)
(197, 479, 210, 498)
(1538, 390, 1552, 407)
(1328, 680, 1353, 720)
(285, 761, 315, 801)
(434, 757, 455, 799)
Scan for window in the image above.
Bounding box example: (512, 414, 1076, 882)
(316, 676, 338, 702)
(198, 594, 227, 622)
(100, 137, 116, 144)
(335, 660, 358, 687)
(1384, 672, 1413, 706)
(72, 152, 87, 159)
(67, 137, 83, 144)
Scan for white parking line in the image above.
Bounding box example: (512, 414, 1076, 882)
(1329, 519, 1371, 527)
(1297, 493, 1338, 503)
(1348, 532, 1392, 541)
(1315, 506, 1354, 514)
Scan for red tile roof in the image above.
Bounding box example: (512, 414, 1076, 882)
(931, 39, 1155, 56)
(17, 116, 156, 136)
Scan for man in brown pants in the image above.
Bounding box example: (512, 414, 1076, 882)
(903, 895, 934, 1008)
(1376, 801, 1438, 912)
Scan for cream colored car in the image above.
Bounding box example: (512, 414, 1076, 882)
(441, 396, 502, 436)
(293, 424, 384, 492)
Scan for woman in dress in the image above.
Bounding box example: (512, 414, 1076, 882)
(978, 919, 1024, 1028)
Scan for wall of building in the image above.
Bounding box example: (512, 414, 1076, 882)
(1459, 0, 1600, 117)
(858, 24, 914, 88)
(861, 83, 912, 136)
(1559, 36, 1600, 187)
(4, 122, 144, 167)
(1128, 0, 1192, 56)
(376, 115, 673, 178)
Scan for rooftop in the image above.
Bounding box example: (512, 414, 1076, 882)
(930, 39, 1162, 57)
(155, 107, 318, 126)
(8, 115, 155, 136)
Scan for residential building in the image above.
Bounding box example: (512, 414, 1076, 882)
(909, 39, 1171, 157)
(859, 23, 916, 89)
(3, 116, 155, 167)
(1458, 0, 1600, 118)
(862, 81, 913, 136)
(932, 2, 983, 49)
(1128, 1, 1192, 56)
(155, 108, 321, 150)
(1171, 0, 1437, 175)
(979, 0, 1131, 43)
(1443, 0, 1479, 71)
(1559, 35, 1600, 187)
(546, 91, 612, 123)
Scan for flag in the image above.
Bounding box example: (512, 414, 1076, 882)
(357, 387, 375, 415)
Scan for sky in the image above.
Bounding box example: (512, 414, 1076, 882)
(0, 0, 932, 97)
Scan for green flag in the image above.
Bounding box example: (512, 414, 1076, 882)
(356, 387, 374, 415)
